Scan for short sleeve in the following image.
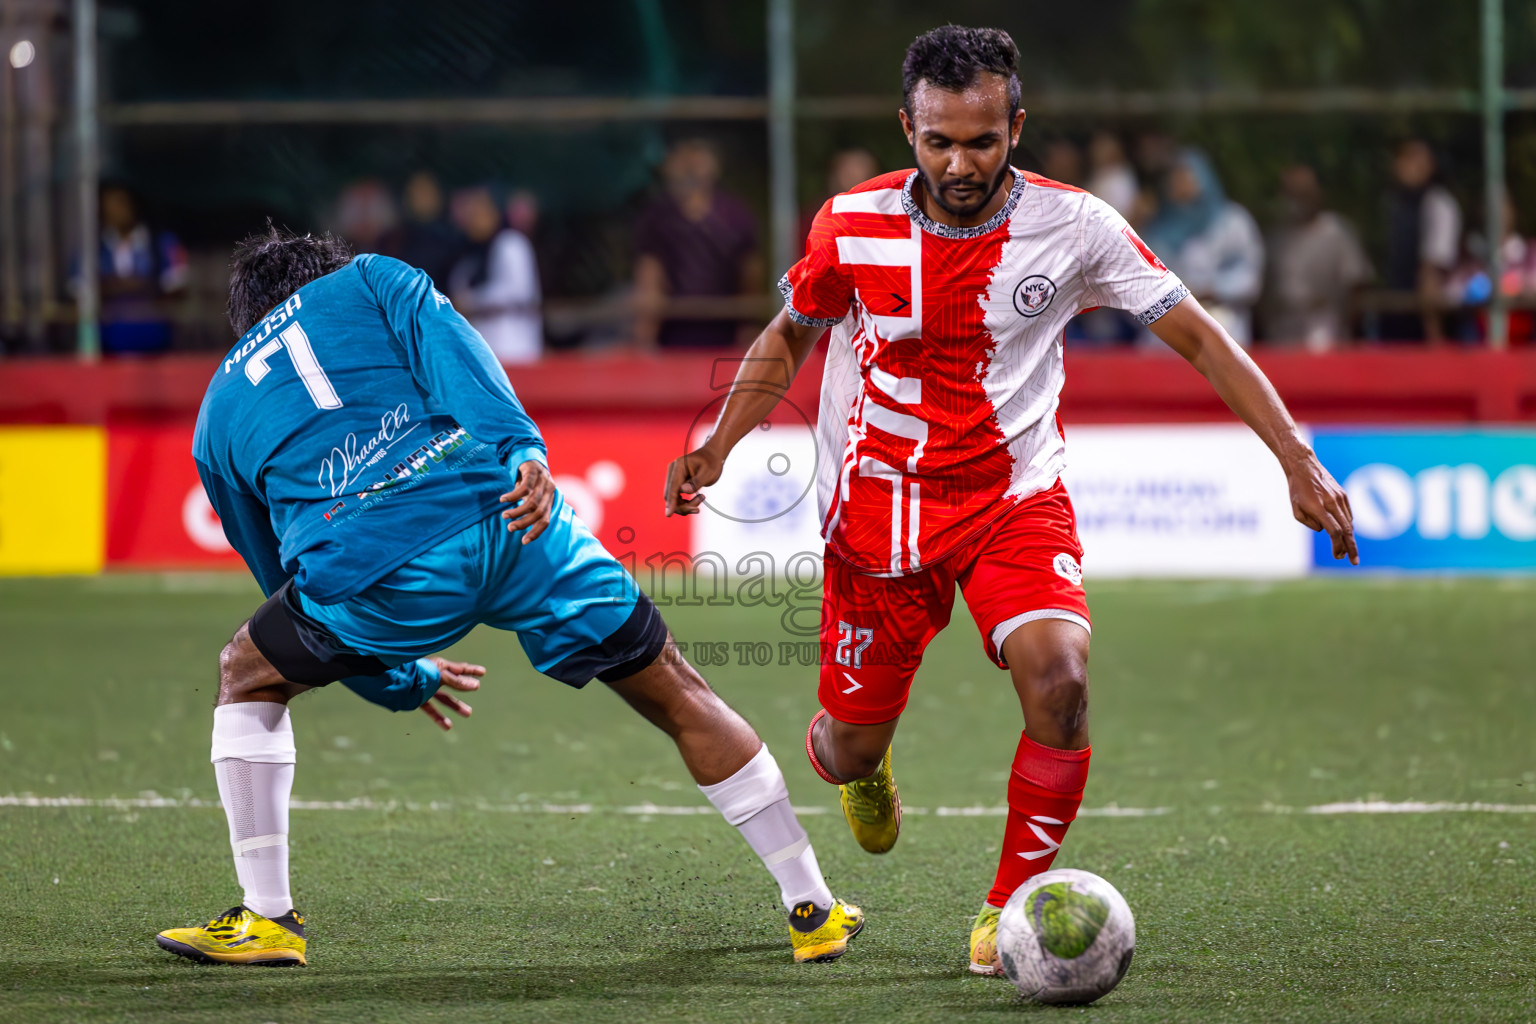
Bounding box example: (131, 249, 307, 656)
(777, 199, 853, 327)
(1081, 195, 1190, 326)
(1420, 188, 1461, 271)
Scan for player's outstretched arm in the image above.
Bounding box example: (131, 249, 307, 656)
(663, 310, 825, 516)
(337, 656, 485, 729)
(1149, 297, 1359, 564)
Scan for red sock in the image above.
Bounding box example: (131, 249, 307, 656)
(986, 732, 1091, 908)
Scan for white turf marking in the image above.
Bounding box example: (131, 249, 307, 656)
(0, 794, 823, 816)
(3, 795, 1534, 816)
(1305, 800, 1536, 815)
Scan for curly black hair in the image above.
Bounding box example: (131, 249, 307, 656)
(227, 223, 354, 336)
(901, 25, 1021, 121)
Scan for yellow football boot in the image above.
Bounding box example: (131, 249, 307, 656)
(969, 902, 1003, 975)
(789, 898, 865, 963)
(156, 906, 306, 966)
(840, 746, 901, 854)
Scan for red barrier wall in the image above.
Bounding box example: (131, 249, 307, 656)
(5, 348, 1536, 426)
(11, 347, 1529, 570)
(100, 421, 694, 571)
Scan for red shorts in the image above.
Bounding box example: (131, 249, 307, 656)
(818, 481, 1091, 725)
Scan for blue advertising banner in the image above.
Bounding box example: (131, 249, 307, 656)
(1312, 429, 1536, 571)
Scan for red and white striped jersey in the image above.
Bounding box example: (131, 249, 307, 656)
(780, 168, 1188, 576)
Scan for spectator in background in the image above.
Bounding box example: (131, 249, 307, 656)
(1447, 191, 1536, 343)
(507, 188, 540, 238)
(333, 179, 398, 256)
(1039, 137, 1083, 187)
(447, 185, 542, 364)
(1131, 130, 1178, 226)
(1382, 138, 1461, 343)
(1143, 148, 1264, 346)
(827, 148, 880, 196)
(634, 138, 761, 350)
(1067, 131, 1143, 348)
(802, 148, 880, 252)
(79, 184, 188, 354)
(392, 171, 460, 289)
(1085, 132, 1138, 218)
(1264, 164, 1372, 351)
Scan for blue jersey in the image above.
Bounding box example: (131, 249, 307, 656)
(194, 253, 546, 607)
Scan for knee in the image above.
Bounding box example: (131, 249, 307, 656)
(1029, 651, 1089, 734)
(216, 625, 268, 705)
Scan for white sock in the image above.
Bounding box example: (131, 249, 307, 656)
(699, 744, 834, 912)
(210, 702, 296, 920)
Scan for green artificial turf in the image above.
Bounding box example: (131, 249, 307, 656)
(1, 574, 1533, 1022)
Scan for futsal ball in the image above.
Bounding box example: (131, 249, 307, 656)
(996, 868, 1135, 1005)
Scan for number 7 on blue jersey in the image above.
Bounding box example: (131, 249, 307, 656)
(244, 322, 343, 410)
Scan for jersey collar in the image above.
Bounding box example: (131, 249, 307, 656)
(900, 167, 1025, 239)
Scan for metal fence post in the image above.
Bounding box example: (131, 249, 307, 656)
(1483, 0, 1507, 349)
(74, 0, 98, 361)
(767, 0, 796, 281)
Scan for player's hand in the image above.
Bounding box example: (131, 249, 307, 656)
(501, 460, 555, 544)
(663, 442, 725, 517)
(420, 657, 484, 731)
(1287, 450, 1359, 565)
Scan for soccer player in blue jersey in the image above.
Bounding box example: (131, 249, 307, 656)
(155, 227, 863, 967)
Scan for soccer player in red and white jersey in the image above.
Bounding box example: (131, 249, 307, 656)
(664, 25, 1358, 974)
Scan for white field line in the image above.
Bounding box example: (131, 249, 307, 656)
(5, 794, 1534, 816)
(1305, 800, 1536, 815)
(0, 794, 1159, 817)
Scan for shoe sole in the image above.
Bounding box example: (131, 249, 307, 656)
(969, 961, 1004, 976)
(155, 934, 306, 967)
(793, 915, 866, 964)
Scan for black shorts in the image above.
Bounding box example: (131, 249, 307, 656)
(247, 579, 670, 688)
(247, 580, 389, 686)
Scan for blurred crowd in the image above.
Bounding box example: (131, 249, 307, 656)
(81, 135, 1535, 357)
(1054, 132, 1524, 351)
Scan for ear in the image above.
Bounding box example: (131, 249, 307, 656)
(898, 108, 915, 147)
(1010, 108, 1027, 151)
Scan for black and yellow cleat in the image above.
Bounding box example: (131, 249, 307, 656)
(156, 906, 307, 966)
(969, 902, 1004, 976)
(840, 746, 901, 854)
(789, 898, 865, 963)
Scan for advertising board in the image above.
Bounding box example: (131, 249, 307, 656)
(1061, 424, 1312, 578)
(0, 427, 106, 575)
(1313, 429, 1536, 571)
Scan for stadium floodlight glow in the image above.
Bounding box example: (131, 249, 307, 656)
(8, 40, 35, 69)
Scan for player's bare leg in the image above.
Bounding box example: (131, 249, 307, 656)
(1006, 618, 1091, 750)
(603, 638, 761, 786)
(970, 617, 1093, 975)
(807, 714, 899, 784)
(806, 713, 904, 855)
(605, 637, 864, 962)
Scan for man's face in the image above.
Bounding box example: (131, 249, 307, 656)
(900, 74, 1023, 220)
(1394, 143, 1433, 190)
(1279, 165, 1321, 221)
(404, 173, 443, 223)
(101, 188, 136, 233)
(664, 143, 720, 200)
